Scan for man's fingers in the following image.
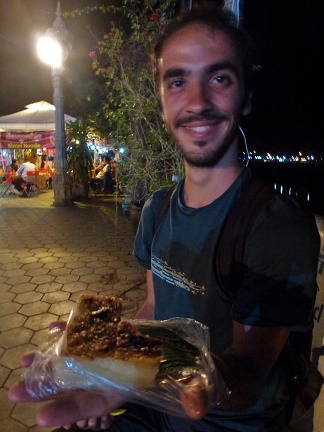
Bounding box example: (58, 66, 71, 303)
(35, 393, 110, 427)
(19, 352, 36, 368)
(49, 321, 66, 331)
(8, 381, 39, 402)
(17, 320, 66, 369)
(62, 415, 111, 431)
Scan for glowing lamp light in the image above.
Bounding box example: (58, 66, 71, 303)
(37, 36, 63, 68)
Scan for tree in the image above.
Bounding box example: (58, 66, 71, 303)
(71, 0, 184, 201)
(66, 118, 97, 199)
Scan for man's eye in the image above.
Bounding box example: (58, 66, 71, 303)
(211, 75, 232, 86)
(169, 79, 184, 89)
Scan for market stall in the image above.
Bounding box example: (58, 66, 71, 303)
(0, 101, 75, 131)
(0, 100, 75, 173)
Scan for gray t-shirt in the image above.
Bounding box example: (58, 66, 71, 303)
(133, 167, 319, 431)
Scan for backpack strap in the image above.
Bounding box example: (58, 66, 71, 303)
(217, 176, 278, 295)
(153, 184, 176, 235)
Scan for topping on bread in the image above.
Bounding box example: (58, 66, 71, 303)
(60, 294, 162, 388)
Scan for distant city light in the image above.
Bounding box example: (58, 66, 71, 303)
(239, 149, 322, 164)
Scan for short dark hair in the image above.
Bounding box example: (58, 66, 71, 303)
(153, 7, 256, 93)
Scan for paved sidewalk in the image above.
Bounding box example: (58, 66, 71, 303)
(1, 189, 323, 432)
(0, 190, 146, 432)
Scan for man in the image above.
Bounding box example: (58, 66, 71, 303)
(8, 7, 319, 432)
(89, 156, 114, 194)
(12, 157, 36, 196)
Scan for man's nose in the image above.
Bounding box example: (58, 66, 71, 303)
(185, 83, 213, 114)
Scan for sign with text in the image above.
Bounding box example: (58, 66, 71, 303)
(0, 131, 55, 150)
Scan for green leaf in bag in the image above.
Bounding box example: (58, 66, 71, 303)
(136, 325, 202, 380)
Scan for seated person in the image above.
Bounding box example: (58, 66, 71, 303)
(12, 158, 36, 195)
(89, 156, 114, 193)
(94, 157, 104, 175)
(47, 156, 54, 189)
(37, 155, 51, 189)
(2, 165, 14, 183)
(38, 155, 49, 171)
(10, 159, 19, 175)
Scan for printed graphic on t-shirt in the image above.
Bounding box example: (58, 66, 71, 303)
(151, 253, 205, 295)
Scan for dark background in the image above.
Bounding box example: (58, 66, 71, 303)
(0, 0, 323, 154)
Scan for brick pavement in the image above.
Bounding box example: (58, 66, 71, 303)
(1, 189, 323, 432)
(0, 190, 146, 432)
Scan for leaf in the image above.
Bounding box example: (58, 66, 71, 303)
(136, 325, 202, 380)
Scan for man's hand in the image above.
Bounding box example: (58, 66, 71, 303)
(7, 321, 124, 429)
(8, 380, 119, 428)
(179, 376, 209, 420)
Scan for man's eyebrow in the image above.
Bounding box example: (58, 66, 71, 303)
(163, 68, 188, 81)
(162, 61, 240, 82)
(207, 61, 239, 77)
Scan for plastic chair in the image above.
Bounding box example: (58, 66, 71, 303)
(0, 180, 14, 197)
(23, 171, 39, 197)
(0, 169, 15, 197)
(89, 179, 105, 196)
(38, 168, 50, 189)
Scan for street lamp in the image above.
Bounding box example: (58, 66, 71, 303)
(37, 1, 73, 206)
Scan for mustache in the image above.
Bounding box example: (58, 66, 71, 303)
(175, 113, 228, 128)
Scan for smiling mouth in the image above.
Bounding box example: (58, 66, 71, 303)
(185, 125, 213, 133)
(177, 113, 227, 131)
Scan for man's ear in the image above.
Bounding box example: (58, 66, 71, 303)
(241, 90, 253, 116)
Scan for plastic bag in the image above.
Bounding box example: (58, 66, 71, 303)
(24, 311, 230, 418)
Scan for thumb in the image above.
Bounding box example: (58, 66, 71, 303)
(179, 377, 209, 420)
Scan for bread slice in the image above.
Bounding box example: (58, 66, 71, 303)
(59, 294, 162, 388)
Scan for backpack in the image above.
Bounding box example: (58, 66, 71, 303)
(153, 176, 313, 424)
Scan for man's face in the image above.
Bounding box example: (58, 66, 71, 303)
(158, 23, 251, 168)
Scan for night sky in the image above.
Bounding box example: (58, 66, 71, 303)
(0, 0, 323, 154)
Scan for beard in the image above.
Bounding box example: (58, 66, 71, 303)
(172, 123, 239, 168)
(166, 113, 238, 168)
(178, 137, 232, 167)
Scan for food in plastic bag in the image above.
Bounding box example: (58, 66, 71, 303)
(62, 295, 162, 388)
(24, 294, 230, 418)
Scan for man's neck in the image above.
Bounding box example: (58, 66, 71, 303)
(182, 162, 243, 208)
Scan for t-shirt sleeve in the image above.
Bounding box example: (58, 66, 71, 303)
(232, 195, 320, 332)
(133, 190, 164, 270)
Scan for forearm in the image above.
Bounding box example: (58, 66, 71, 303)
(212, 324, 290, 411)
(135, 270, 155, 319)
(212, 351, 264, 410)
(134, 299, 154, 319)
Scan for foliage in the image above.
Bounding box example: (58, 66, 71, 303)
(69, 0, 184, 199)
(66, 119, 95, 188)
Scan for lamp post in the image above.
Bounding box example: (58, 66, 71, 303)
(37, 1, 73, 206)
